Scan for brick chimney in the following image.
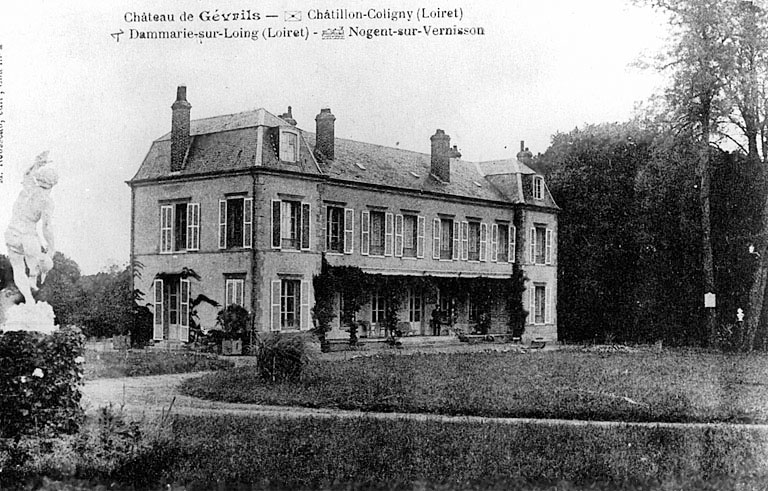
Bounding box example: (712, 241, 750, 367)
(516, 140, 533, 165)
(280, 106, 297, 126)
(314, 108, 336, 162)
(430, 129, 461, 183)
(171, 86, 192, 172)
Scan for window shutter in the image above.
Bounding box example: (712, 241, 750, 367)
(188, 203, 200, 251)
(271, 280, 282, 331)
(530, 227, 536, 264)
(361, 211, 370, 256)
(395, 214, 404, 257)
(545, 229, 553, 265)
(180, 279, 190, 342)
(322, 206, 328, 252)
(452, 220, 460, 260)
(480, 223, 488, 261)
(509, 225, 516, 263)
(417, 216, 426, 258)
(218, 200, 227, 250)
(243, 198, 253, 248)
(432, 218, 440, 259)
(160, 205, 172, 253)
(545, 285, 551, 324)
(153, 279, 164, 341)
(491, 223, 498, 262)
(344, 208, 354, 254)
(461, 221, 469, 261)
(271, 200, 281, 249)
(384, 212, 394, 256)
(300, 280, 310, 330)
(301, 203, 311, 250)
(529, 285, 535, 325)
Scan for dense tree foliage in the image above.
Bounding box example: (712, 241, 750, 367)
(543, 120, 763, 346)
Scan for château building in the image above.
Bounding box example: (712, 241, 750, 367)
(128, 86, 559, 345)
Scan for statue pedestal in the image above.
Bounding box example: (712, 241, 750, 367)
(1, 301, 57, 334)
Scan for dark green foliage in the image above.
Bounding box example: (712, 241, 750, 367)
(36, 252, 85, 327)
(182, 349, 768, 424)
(542, 122, 764, 346)
(506, 265, 528, 336)
(254, 333, 310, 383)
(82, 349, 233, 380)
(312, 258, 371, 349)
(0, 329, 85, 439)
(216, 304, 250, 339)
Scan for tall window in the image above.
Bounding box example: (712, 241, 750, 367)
(281, 280, 300, 329)
(533, 176, 544, 200)
(532, 284, 549, 324)
(272, 199, 311, 250)
(402, 215, 418, 258)
(530, 224, 553, 265)
(371, 291, 386, 324)
(152, 278, 190, 342)
(326, 207, 354, 254)
(218, 197, 252, 249)
(440, 218, 453, 260)
(370, 211, 386, 256)
(468, 295, 480, 323)
(270, 278, 310, 330)
(497, 224, 509, 262)
(468, 222, 481, 261)
(225, 278, 245, 306)
(160, 202, 199, 253)
(409, 288, 423, 323)
(326, 207, 344, 253)
(280, 130, 298, 162)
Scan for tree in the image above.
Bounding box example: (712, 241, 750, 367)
(36, 252, 85, 327)
(639, 0, 742, 345)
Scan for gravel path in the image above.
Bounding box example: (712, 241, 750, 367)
(82, 372, 768, 431)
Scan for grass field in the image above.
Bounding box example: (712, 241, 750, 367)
(181, 349, 768, 423)
(83, 349, 233, 380)
(13, 412, 768, 490)
(157, 414, 768, 489)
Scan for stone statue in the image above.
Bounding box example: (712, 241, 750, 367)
(4, 151, 58, 304)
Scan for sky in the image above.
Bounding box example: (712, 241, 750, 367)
(0, 0, 667, 274)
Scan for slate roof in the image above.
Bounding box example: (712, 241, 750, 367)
(300, 132, 507, 203)
(130, 107, 558, 210)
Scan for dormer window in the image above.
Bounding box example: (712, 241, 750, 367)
(533, 176, 544, 200)
(280, 129, 298, 162)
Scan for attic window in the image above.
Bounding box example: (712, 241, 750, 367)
(409, 171, 420, 178)
(279, 129, 298, 163)
(355, 163, 367, 170)
(473, 181, 482, 187)
(533, 176, 544, 200)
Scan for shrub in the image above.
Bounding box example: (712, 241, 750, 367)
(254, 333, 310, 383)
(0, 328, 85, 440)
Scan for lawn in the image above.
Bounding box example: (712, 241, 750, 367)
(83, 349, 233, 380)
(12, 412, 768, 490)
(181, 349, 768, 423)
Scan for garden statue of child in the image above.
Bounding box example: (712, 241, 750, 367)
(4, 151, 58, 304)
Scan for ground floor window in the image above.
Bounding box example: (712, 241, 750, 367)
(153, 277, 190, 342)
(532, 283, 549, 324)
(281, 280, 300, 329)
(225, 277, 245, 306)
(409, 288, 423, 323)
(371, 291, 386, 324)
(271, 278, 310, 331)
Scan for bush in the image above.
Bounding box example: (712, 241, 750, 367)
(254, 333, 310, 383)
(0, 328, 85, 439)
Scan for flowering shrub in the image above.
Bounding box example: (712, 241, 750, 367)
(0, 328, 85, 439)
